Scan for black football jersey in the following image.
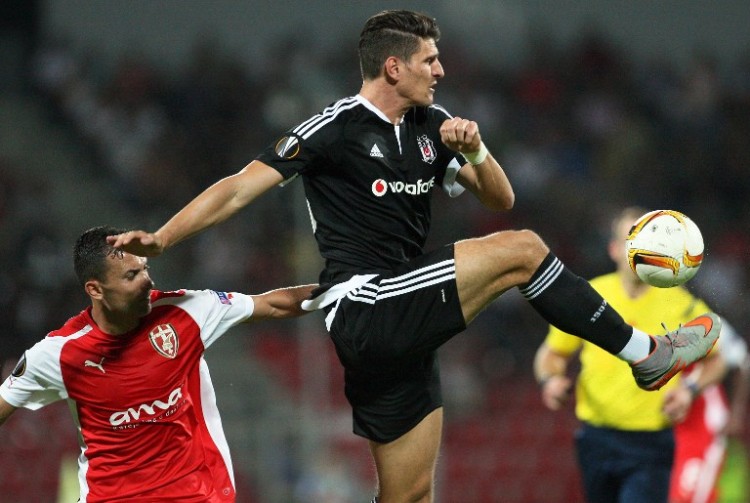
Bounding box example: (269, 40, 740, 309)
(257, 95, 466, 283)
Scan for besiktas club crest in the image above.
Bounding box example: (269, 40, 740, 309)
(149, 324, 179, 359)
(417, 135, 436, 164)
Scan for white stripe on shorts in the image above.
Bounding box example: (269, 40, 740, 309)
(348, 259, 456, 304)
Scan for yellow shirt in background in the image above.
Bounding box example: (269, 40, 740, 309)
(545, 272, 710, 431)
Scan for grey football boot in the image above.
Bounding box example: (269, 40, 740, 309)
(631, 313, 721, 390)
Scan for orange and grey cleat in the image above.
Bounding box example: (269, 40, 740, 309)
(631, 313, 721, 391)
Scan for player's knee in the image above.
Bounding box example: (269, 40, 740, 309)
(510, 228, 547, 253)
(409, 474, 434, 502)
(380, 473, 433, 503)
(494, 229, 549, 281)
(492, 229, 548, 265)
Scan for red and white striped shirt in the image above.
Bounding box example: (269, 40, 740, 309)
(0, 289, 254, 502)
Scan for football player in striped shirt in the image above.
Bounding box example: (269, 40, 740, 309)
(109, 10, 720, 503)
(0, 226, 315, 502)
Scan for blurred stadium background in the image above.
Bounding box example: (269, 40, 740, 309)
(0, 1, 748, 502)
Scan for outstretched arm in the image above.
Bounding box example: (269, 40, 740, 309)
(249, 284, 318, 321)
(440, 117, 515, 211)
(534, 343, 574, 411)
(0, 396, 17, 427)
(108, 160, 284, 256)
(663, 351, 727, 424)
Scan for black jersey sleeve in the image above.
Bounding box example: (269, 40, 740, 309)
(256, 128, 328, 184)
(256, 97, 361, 183)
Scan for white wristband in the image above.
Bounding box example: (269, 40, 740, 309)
(463, 142, 488, 165)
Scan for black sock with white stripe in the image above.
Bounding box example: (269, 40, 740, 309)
(519, 253, 632, 355)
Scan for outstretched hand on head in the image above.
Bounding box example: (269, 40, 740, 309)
(106, 230, 165, 257)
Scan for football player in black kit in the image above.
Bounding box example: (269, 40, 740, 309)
(110, 10, 720, 503)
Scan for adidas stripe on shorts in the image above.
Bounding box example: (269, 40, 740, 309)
(326, 244, 466, 442)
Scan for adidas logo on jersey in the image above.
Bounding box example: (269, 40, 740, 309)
(370, 144, 384, 158)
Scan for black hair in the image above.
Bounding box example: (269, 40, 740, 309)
(73, 226, 127, 286)
(358, 10, 440, 80)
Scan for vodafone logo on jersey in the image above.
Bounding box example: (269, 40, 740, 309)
(109, 387, 183, 426)
(371, 176, 436, 198)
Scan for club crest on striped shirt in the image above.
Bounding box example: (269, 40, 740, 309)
(149, 324, 179, 359)
(417, 135, 436, 164)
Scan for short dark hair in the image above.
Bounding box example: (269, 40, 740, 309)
(73, 226, 127, 286)
(358, 10, 440, 80)
(612, 206, 647, 240)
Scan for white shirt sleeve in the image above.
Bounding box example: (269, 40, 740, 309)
(156, 290, 255, 350)
(0, 336, 68, 410)
(442, 157, 466, 198)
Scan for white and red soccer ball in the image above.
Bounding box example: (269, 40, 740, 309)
(626, 210, 704, 288)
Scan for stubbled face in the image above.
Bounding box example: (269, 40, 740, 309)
(99, 251, 154, 319)
(398, 37, 444, 106)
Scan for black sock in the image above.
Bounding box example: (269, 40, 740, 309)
(519, 253, 632, 355)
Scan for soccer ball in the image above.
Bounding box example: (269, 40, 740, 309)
(625, 210, 704, 288)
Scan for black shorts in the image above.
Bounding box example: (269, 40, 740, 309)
(326, 245, 466, 443)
